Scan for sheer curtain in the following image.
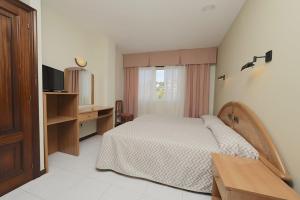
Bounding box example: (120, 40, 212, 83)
(138, 66, 186, 117)
(138, 67, 156, 116)
(164, 66, 186, 116)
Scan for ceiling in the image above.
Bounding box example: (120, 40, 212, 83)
(43, 0, 246, 54)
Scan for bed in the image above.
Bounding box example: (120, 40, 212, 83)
(96, 102, 289, 193)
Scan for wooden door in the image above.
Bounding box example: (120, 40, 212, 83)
(0, 0, 39, 195)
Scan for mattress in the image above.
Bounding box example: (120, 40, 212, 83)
(96, 115, 220, 193)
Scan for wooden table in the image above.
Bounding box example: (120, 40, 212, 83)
(211, 153, 300, 200)
(78, 105, 113, 135)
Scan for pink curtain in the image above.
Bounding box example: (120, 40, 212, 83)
(124, 67, 139, 117)
(64, 69, 79, 93)
(184, 64, 210, 118)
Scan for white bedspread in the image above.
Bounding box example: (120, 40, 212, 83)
(96, 115, 220, 193)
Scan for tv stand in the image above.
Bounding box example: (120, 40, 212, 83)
(43, 94, 113, 172)
(43, 92, 79, 172)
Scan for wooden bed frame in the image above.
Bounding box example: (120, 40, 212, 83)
(218, 102, 290, 182)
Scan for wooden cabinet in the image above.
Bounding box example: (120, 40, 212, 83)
(43, 92, 79, 172)
(211, 154, 300, 200)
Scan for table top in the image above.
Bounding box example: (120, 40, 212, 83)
(212, 153, 299, 200)
(79, 105, 113, 114)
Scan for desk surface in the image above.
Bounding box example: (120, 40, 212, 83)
(212, 153, 299, 200)
(79, 105, 113, 114)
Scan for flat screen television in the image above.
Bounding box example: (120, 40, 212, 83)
(42, 65, 64, 91)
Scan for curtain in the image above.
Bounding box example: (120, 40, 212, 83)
(163, 66, 186, 116)
(124, 67, 139, 117)
(184, 64, 210, 118)
(64, 69, 79, 93)
(138, 66, 186, 117)
(79, 70, 92, 105)
(138, 67, 156, 116)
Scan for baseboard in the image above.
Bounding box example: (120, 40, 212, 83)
(39, 169, 46, 177)
(79, 132, 98, 141)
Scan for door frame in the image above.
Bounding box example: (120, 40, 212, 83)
(31, 9, 42, 178)
(7, 0, 42, 178)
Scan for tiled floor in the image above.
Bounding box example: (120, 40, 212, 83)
(1, 135, 211, 200)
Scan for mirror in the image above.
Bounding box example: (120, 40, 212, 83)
(64, 67, 94, 106)
(79, 70, 93, 105)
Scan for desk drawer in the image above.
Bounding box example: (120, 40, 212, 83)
(79, 112, 98, 121)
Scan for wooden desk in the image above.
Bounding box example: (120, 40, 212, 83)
(78, 106, 113, 135)
(211, 153, 300, 200)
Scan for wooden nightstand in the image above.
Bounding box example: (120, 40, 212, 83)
(211, 154, 300, 200)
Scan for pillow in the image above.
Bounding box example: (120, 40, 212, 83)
(201, 115, 224, 127)
(208, 123, 259, 159)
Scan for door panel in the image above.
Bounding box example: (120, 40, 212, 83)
(0, 141, 22, 181)
(0, 0, 36, 195)
(0, 13, 14, 131)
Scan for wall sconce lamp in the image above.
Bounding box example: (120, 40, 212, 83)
(241, 50, 272, 71)
(218, 74, 226, 80)
(75, 57, 88, 68)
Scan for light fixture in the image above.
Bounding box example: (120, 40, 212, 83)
(218, 74, 226, 80)
(75, 57, 87, 68)
(241, 62, 255, 71)
(241, 50, 272, 71)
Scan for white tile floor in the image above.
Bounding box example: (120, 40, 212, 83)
(1, 135, 211, 200)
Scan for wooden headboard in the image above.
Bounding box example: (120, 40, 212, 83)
(218, 102, 290, 181)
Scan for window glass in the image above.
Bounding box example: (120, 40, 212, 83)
(155, 69, 165, 99)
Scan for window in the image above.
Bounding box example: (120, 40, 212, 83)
(155, 68, 165, 99)
(138, 66, 186, 117)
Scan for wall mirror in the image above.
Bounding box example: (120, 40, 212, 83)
(64, 67, 94, 106)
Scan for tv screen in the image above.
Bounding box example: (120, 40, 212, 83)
(42, 65, 64, 91)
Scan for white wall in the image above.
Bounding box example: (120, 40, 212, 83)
(41, 2, 116, 106)
(42, 1, 117, 139)
(20, 0, 119, 170)
(215, 0, 300, 192)
(115, 48, 124, 100)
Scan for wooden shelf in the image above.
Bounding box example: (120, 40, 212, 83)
(43, 92, 79, 172)
(47, 116, 77, 125)
(79, 105, 112, 114)
(78, 114, 112, 122)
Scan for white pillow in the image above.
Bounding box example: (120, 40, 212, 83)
(208, 123, 259, 159)
(201, 115, 224, 127)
